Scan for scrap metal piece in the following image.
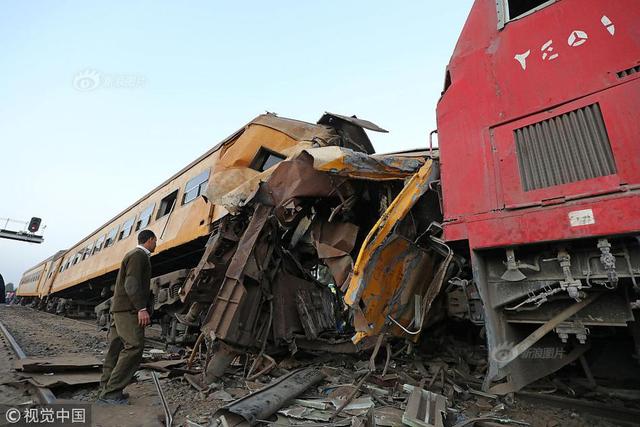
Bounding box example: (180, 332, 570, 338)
(214, 367, 325, 425)
(402, 387, 447, 427)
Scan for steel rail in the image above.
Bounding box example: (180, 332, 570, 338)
(151, 371, 173, 427)
(0, 320, 57, 404)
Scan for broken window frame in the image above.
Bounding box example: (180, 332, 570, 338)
(157, 190, 178, 219)
(136, 203, 155, 231)
(496, 0, 556, 29)
(249, 146, 287, 172)
(118, 216, 135, 241)
(182, 169, 210, 205)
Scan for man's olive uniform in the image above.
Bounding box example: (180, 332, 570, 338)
(100, 247, 151, 399)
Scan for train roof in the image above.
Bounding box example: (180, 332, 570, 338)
(58, 112, 380, 256)
(23, 250, 67, 274)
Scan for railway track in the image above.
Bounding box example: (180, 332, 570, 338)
(0, 320, 56, 404)
(3, 304, 638, 426)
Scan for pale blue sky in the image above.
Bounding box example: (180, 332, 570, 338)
(0, 0, 473, 284)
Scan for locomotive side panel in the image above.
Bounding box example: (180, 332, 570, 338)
(438, 0, 640, 393)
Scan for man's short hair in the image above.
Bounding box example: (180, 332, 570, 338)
(138, 230, 156, 244)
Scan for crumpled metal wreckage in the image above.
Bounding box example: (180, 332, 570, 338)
(177, 115, 450, 388)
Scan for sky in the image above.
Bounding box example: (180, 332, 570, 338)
(0, 0, 473, 285)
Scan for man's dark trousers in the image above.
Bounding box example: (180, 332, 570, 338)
(100, 311, 144, 398)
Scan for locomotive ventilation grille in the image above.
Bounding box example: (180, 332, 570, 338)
(514, 103, 616, 192)
(617, 64, 640, 78)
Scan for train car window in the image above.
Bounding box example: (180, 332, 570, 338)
(72, 252, 81, 266)
(182, 169, 210, 205)
(498, 0, 555, 28)
(82, 243, 93, 260)
(93, 235, 105, 254)
(136, 203, 155, 231)
(157, 190, 178, 219)
(118, 217, 135, 240)
(104, 227, 118, 248)
(250, 147, 286, 172)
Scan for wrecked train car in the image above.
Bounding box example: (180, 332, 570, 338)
(177, 145, 451, 382)
(16, 113, 391, 321)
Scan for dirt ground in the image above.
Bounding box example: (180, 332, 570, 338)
(0, 305, 636, 427)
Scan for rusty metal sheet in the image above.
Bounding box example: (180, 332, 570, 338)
(209, 147, 422, 213)
(311, 220, 359, 290)
(252, 114, 339, 143)
(15, 355, 102, 372)
(264, 151, 346, 209)
(214, 367, 325, 425)
(311, 146, 423, 181)
(201, 204, 272, 343)
(319, 112, 389, 134)
(20, 371, 102, 388)
(271, 272, 315, 342)
(296, 288, 336, 340)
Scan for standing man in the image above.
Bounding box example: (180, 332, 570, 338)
(98, 230, 156, 404)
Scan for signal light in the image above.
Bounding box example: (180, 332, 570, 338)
(28, 217, 42, 233)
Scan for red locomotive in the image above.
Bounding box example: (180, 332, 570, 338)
(438, 0, 640, 392)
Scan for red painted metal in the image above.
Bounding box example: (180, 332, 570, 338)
(438, 0, 640, 249)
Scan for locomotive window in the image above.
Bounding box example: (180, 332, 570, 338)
(93, 235, 105, 254)
(118, 217, 135, 241)
(136, 203, 155, 231)
(157, 190, 178, 219)
(498, 0, 555, 28)
(182, 169, 210, 205)
(104, 226, 118, 248)
(250, 147, 286, 172)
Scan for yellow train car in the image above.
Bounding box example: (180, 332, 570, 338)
(17, 113, 379, 318)
(17, 250, 66, 308)
(16, 259, 48, 298)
